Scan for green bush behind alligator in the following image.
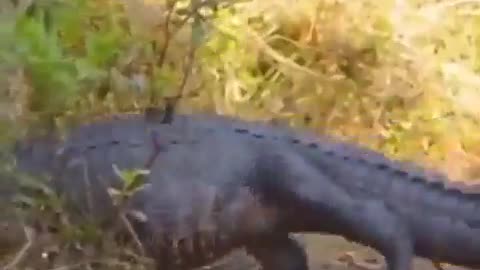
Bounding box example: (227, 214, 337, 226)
(2, 0, 480, 269)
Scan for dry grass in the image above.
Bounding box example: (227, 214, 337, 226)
(2, 0, 480, 268)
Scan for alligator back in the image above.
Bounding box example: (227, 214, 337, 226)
(9, 112, 282, 269)
(10, 111, 263, 223)
(11, 110, 480, 269)
(301, 144, 480, 267)
(14, 111, 480, 228)
(232, 118, 480, 267)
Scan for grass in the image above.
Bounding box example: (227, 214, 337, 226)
(2, 0, 480, 268)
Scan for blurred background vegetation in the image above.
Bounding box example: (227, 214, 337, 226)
(2, 0, 480, 180)
(2, 0, 480, 268)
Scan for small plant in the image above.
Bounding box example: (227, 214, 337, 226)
(109, 165, 150, 256)
(109, 165, 150, 207)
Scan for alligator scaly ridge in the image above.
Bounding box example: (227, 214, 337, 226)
(9, 111, 480, 270)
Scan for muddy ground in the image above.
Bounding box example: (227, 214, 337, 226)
(302, 235, 473, 270)
(211, 234, 475, 270)
(1, 232, 476, 269)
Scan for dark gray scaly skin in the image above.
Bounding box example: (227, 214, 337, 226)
(10, 111, 480, 270)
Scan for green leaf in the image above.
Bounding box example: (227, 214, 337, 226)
(112, 164, 149, 192)
(85, 28, 125, 68)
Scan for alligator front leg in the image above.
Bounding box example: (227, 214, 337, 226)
(347, 199, 414, 270)
(245, 234, 308, 270)
(277, 153, 415, 270)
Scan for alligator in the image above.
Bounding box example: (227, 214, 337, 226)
(7, 109, 480, 270)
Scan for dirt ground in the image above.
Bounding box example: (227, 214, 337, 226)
(2, 231, 476, 270)
(302, 234, 474, 270)
(210, 234, 475, 270)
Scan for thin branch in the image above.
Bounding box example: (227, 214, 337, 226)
(179, 33, 199, 97)
(156, 1, 177, 69)
(161, 19, 201, 122)
(120, 212, 145, 257)
(3, 225, 36, 270)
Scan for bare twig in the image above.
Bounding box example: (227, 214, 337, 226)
(3, 225, 36, 270)
(120, 212, 146, 257)
(156, 1, 178, 69)
(177, 26, 200, 99)
(161, 15, 202, 123)
(156, 0, 217, 71)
